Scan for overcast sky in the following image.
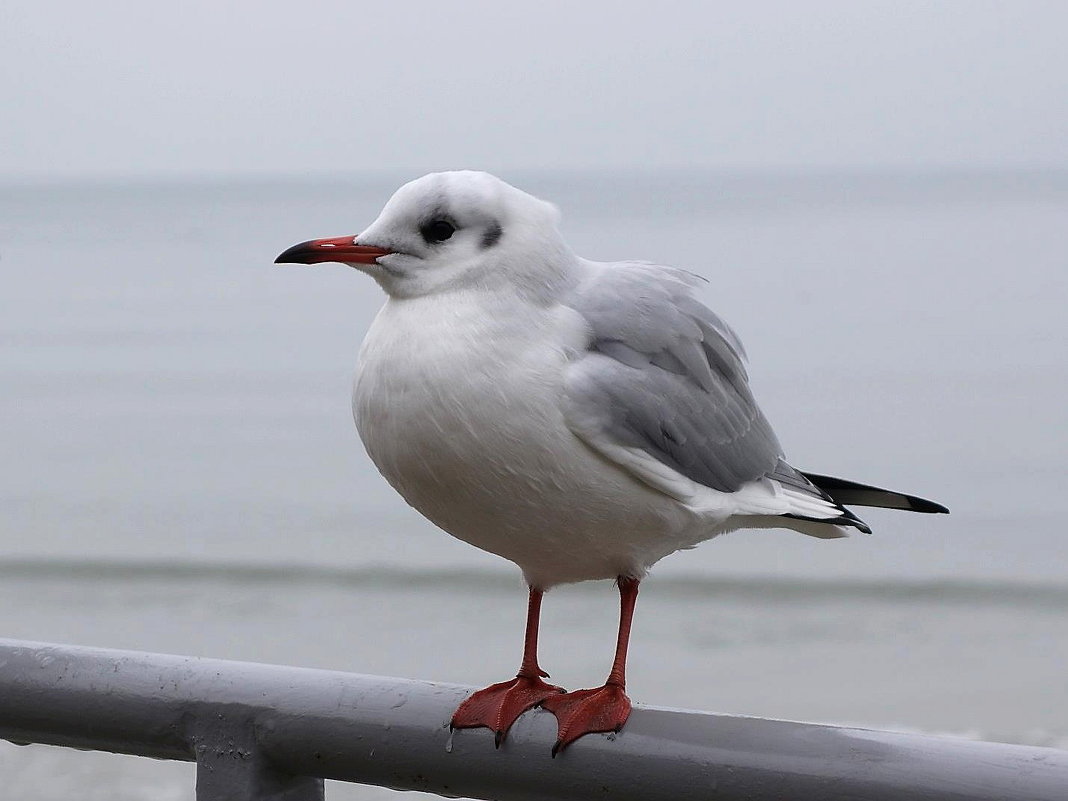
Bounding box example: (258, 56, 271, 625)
(2, 1, 1066, 179)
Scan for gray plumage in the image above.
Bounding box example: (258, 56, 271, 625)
(562, 260, 946, 530)
(564, 261, 786, 494)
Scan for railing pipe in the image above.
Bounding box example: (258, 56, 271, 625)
(1, 638, 1066, 801)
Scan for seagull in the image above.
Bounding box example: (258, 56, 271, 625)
(275, 171, 948, 754)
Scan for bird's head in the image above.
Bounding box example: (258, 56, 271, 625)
(275, 171, 571, 300)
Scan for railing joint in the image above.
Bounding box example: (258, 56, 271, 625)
(191, 718, 324, 801)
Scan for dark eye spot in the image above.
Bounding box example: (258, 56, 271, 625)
(420, 219, 456, 243)
(481, 221, 502, 249)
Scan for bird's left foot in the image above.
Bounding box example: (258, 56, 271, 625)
(540, 682, 632, 755)
(450, 674, 565, 747)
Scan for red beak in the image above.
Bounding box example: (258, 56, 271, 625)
(274, 236, 392, 265)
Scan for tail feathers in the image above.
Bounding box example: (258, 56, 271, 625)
(769, 462, 873, 534)
(781, 507, 870, 534)
(801, 472, 949, 515)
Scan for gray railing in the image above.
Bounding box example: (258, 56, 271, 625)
(1, 638, 1066, 800)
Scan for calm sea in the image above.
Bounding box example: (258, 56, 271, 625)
(1, 171, 1066, 799)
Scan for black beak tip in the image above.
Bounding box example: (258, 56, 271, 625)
(274, 241, 315, 265)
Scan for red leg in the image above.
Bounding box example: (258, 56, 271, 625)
(541, 576, 639, 755)
(451, 586, 565, 746)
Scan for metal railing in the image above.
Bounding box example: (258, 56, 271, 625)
(1, 638, 1066, 800)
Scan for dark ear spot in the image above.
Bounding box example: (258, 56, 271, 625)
(481, 221, 502, 249)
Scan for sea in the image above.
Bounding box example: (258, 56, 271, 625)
(1, 170, 1066, 799)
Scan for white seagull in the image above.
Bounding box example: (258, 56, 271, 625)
(276, 171, 947, 754)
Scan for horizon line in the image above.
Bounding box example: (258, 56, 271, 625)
(3, 163, 1068, 189)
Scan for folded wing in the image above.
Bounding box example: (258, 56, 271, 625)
(561, 261, 872, 532)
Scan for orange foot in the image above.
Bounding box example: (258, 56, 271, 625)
(451, 674, 565, 747)
(540, 683, 632, 755)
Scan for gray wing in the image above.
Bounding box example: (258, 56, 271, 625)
(562, 261, 785, 496)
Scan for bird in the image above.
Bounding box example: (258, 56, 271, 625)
(275, 171, 948, 755)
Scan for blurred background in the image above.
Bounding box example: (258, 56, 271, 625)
(1, 1, 1066, 799)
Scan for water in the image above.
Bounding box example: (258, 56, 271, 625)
(1, 171, 1066, 799)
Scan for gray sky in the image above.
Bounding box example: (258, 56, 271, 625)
(2, 0, 1066, 179)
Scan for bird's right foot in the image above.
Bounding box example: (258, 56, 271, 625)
(541, 682, 632, 755)
(451, 674, 565, 747)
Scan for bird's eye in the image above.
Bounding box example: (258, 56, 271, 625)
(420, 219, 456, 243)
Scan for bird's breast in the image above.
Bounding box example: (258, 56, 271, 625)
(352, 293, 587, 518)
(350, 292, 700, 584)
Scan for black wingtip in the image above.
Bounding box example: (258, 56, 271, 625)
(780, 512, 871, 534)
(836, 505, 873, 534)
(847, 517, 873, 535)
(800, 472, 949, 516)
(907, 497, 950, 514)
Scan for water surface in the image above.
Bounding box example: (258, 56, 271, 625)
(1, 170, 1066, 798)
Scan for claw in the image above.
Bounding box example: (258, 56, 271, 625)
(541, 683, 632, 755)
(450, 674, 565, 746)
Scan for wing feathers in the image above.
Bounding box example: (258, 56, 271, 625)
(801, 472, 949, 514)
(563, 262, 782, 495)
(561, 261, 945, 535)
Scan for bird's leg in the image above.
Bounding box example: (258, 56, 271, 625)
(450, 586, 565, 747)
(541, 576, 638, 755)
